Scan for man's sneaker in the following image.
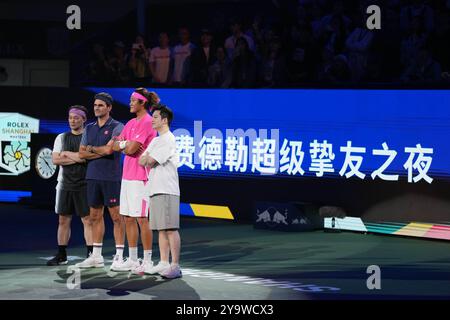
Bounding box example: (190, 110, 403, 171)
(46, 253, 68, 266)
(160, 264, 182, 279)
(132, 259, 154, 275)
(146, 261, 170, 275)
(110, 257, 140, 272)
(109, 255, 124, 271)
(75, 254, 104, 268)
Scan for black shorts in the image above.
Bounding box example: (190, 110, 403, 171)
(87, 180, 121, 207)
(56, 187, 89, 217)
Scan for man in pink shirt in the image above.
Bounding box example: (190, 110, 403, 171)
(111, 87, 159, 273)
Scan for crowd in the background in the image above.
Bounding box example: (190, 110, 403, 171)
(85, 0, 450, 88)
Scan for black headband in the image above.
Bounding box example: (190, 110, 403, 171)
(94, 93, 113, 106)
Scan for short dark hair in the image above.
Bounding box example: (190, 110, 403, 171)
(152, 103, 173, 126)
(94, 92, 113, 106)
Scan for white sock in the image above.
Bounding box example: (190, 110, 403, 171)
(129, 247, 138, 261)
(170, 262, 179, 268)
(144, 250, 152, 262)
(93, 243, 102, 257)
(116, 245, 124, 260)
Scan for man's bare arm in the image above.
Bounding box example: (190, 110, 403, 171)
(139, 152, 158, 168)
(123, 141, 143, 156)
(52, 152, 76, 166)
(79, 145, 102, 160)
(113, 140, 144, 156)
(79, 140, 115, 160)
(60, 151, 86, 163)
(91, 141, 114, 156)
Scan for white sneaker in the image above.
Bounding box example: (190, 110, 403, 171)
(132, 259, 154, 275)
(109, 255, 124, 271)
(160, 264, 182, 279)
(146, 261, 170, 275)
(111, 257, 140, 272)
(75, 254, 104, 268)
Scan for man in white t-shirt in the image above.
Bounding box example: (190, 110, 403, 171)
(148, 32, 171, 84)
(171, 27, 195, 85)
(139, 103, 181, 279)
(224, 19, 255, 59)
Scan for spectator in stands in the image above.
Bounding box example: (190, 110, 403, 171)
(87, 43, 108, 83)
(430, 9, 450, 76)
(171, 27, 195, 85)
(320, 13, 349, 55)
(189, 29, 215, 86)
(148, 32, 171, 85)
(208, 46, 232, 88)
(317, 0, 351, 40)
(74, 0, 449, 87)
(288, 8, 318, 83)
(210, 11, 228, 47)
(245, 14, 265, 53)
(327, 54, 352, 83)
(309, 2, 325, 39)
(401, 47, 441, 83)
(345, 14, 374, 81)
(316, 46, 335, 82)
(260, 37, 287, 87)
(230, 37, 258, 88)
(400, 0, 434, 33)
(106, 41, 132, 84)
(224, 18, 255, 58)
(259, 25, 279, 59)
(401, 16, 428, 68)
(129, 35, 149, 84)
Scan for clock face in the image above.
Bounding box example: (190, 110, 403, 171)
(35, 147, 56, 179)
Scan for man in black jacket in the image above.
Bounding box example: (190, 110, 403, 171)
(189, 29, 216, 86)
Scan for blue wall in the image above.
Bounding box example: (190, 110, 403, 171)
(89, 88, 450, 182)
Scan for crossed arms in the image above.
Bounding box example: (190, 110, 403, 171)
(78, 137, 144, 161)
(138, 152, 157, 168)
(111, 139, 144, 156)
(52, 151, 85, 166)
(79, 140, 115, 160)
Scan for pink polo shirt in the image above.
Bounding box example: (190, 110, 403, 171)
(118, 113, 156, 181)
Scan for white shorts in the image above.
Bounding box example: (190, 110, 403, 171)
(120, 179, 150, 218)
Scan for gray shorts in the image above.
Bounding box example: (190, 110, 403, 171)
(149, 194, 180, 230)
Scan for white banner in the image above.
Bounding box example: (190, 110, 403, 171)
(0, 113, 39, 176)
(0, 113, 39, 142)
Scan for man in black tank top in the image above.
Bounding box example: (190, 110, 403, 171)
(47, 106, 93, 266)
(61, 133, 86, 188)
